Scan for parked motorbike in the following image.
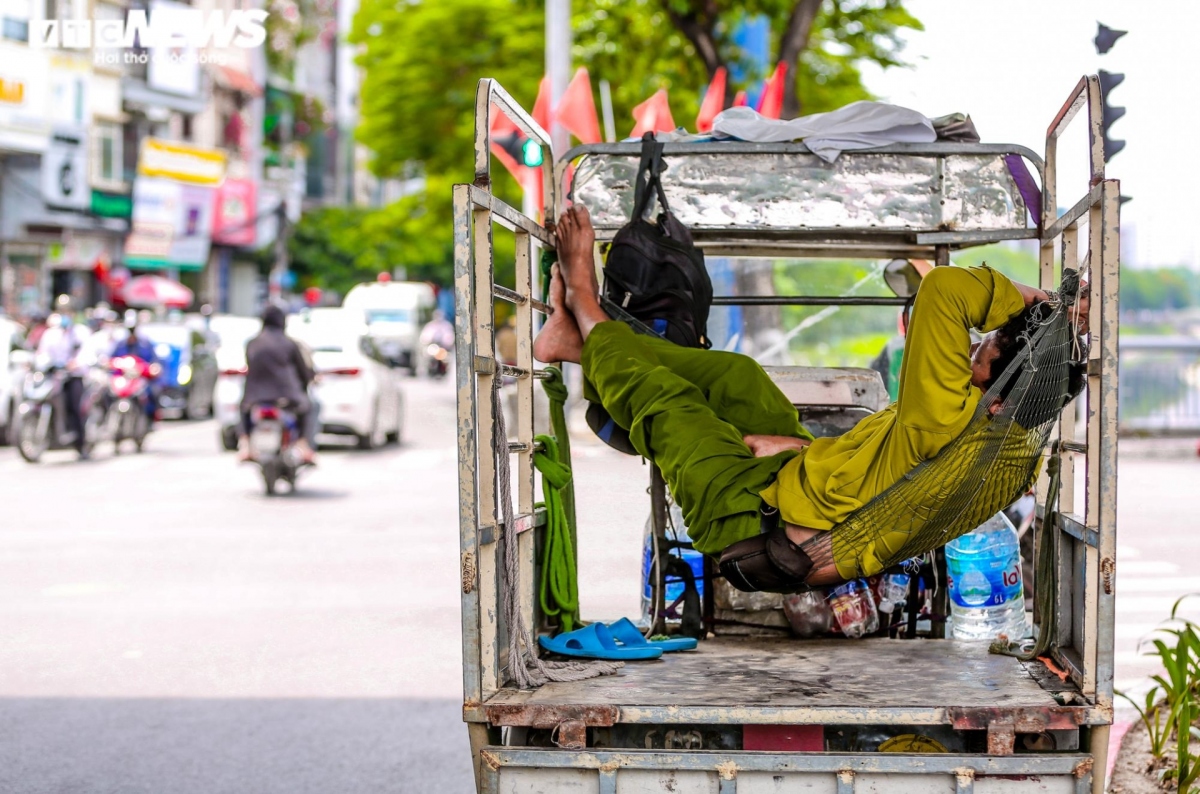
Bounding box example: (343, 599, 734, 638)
(246, 402, 310, 495)
(425, 342, 450, 379)
(17, 367, 106, 463)
(108, 355, 158, 454)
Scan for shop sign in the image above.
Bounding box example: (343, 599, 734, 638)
(124, 176, 215, 271)
(91, 190, 133, 219)
(41, 127, 90, 210)
(211, 178, 256, 246)
(138, 137, 226, 186)
(0, 77, 23, 105)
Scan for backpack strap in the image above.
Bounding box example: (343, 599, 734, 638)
(632, 132, 670, 221)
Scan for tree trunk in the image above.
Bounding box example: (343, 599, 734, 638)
(778, 0, 823, 119)
(661, 1, 735, 107)
(733, 258, 784, 363)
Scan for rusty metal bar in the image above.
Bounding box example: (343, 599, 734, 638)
(1093, 179, 1121, 722)
(955, 770, 975, 794)
(711, 296, 908, 307)
(481, 747, 1095, 775)
(836, 770, 855, 794)
(500, 364, 552, 380)
(453, 184, 484, 709)
(472, 356, 551, 380)
(1044, 76, 1104, 236)
(1044, 183, 1103, 242)
(916, 229, 1038, 245)
(561, 140, 1046, 172)
(466, 185, 555, 246)
(473, 78, 552, 191)
(507, 441, 545, 454)
(478, 508, 546, 546)
(492, 283, 550, 314)
(1060, 513, 1099, 548)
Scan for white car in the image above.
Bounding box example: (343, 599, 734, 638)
(211, 315, 265, 451)
(0, 317, 29, 444)
(290, 309, 405, 448)
(342, 279, 435, 375)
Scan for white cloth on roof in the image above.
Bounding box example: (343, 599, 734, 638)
(711, 101, 937, 162)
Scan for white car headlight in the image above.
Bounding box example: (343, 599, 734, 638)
(178, 364, 192, 385)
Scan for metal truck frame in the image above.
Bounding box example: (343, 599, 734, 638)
(454, 76, 1119, 793)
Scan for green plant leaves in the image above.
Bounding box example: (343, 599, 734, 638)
(1126, 601, 1200, 791)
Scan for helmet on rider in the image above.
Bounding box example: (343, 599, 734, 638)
(262, 304, 286, 329)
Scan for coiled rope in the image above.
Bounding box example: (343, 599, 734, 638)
(491, 375, 621, 689)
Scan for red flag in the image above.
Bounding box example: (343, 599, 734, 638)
(733, 90, 748, 107)
(532, 76, 551, 134)
(555, 68, 601, 144)
(695, 66, 727, 133)
(756, 62, 787, 120)
(630, 89, 676, 137)
(490, 107, 527, 183)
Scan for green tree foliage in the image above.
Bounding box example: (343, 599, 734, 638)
(342, 0, 922, 286)
(286, 185, 452, 296)
(1121, 267, 1197, 312)
(578, 0, 921, 123)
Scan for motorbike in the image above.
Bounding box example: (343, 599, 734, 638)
(17, 367, 106, 463)
(108, 355, 158, 454)
(425, 342, 450, 378)
(246, 402, 310, 495)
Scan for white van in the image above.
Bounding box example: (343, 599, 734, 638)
(342, 278, 435, 374)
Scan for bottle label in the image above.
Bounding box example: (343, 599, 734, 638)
(947, 548, 1022, 608)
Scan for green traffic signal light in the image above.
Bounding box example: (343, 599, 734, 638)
(521, 139, 544, 167)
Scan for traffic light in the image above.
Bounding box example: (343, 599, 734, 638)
(494, 132, 544, 169)
(1094, 22, 1127, 55)
(1097, 69, 1126, 161)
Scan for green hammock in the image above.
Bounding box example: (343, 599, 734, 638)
(800, 271, 1085, 580)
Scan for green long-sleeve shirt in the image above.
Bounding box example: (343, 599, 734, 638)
(760, 266, 1026, 544)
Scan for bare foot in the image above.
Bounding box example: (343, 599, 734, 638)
(555, 205, 608, 337)
(533, 265, 584, 364)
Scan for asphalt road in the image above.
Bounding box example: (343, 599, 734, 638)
(0, 369, 1196, 792)
(0, 372, 650, 794)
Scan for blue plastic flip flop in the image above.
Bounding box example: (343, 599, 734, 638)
(607, 617, 698, 652)
(539, 623, 662, 660)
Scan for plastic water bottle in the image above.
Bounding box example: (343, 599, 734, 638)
(945, 512, 1028, 640)
(827, 579, 879, 638)
(877, 559, 920, 614)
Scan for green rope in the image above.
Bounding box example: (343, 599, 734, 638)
(540, 366, 576, 532)
(540, 248, 558, 307)
(535, 432, 580, 632)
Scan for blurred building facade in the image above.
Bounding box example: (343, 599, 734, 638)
(0, 0, 377, 320)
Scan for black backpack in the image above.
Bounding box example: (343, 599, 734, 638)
(586, 133, 714, 455)
(601, 133, 713, 349)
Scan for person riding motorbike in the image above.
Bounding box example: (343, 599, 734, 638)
(34, 299, 93, 458)
(110, 324, 161, 421)
(419, 309, 455, 375)
(238, 304, 316, 464)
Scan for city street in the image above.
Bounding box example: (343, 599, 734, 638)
(0, 372, 650, 794)
(0, 370, 1197, 792)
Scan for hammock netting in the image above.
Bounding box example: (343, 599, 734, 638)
(799, 269, 1086, 580)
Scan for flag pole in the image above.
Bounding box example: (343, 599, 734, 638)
(599, 79, 617, 143)
(546, 0, 571, 158)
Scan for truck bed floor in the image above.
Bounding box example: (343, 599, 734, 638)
(484, 637, 1082, 725)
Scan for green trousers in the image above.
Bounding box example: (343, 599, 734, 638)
(581, 321, 812, 556)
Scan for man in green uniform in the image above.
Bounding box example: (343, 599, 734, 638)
(534, 205, 1084, 590)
